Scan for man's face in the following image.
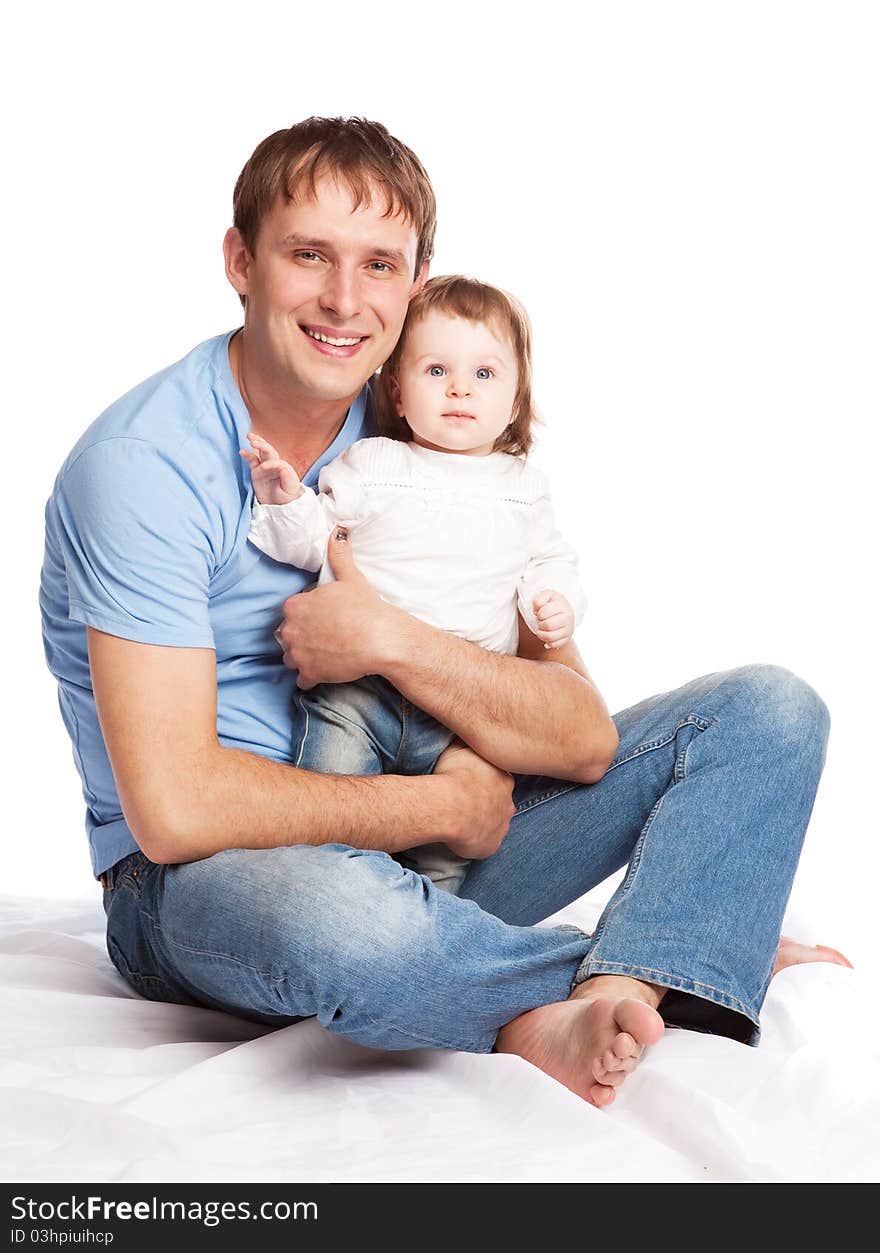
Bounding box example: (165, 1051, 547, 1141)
(230, 176, 427, 407)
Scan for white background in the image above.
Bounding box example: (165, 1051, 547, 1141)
(4, 2, 877, 967)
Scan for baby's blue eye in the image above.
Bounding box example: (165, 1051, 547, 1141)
(428, 365, 446, 377)
(476, 367, 493, 380)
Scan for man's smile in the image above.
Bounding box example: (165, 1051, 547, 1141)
(300, 323, 370, 357)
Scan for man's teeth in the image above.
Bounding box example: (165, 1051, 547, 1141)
(305, 328, 363, 347)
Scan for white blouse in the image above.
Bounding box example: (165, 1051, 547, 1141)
(249, 437, 587, 656)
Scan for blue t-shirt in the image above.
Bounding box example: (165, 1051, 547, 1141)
(40, 330, 373, 878)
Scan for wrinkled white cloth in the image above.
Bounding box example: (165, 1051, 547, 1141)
(2, 891, 876, 1183)
(249, 437, 587, 655)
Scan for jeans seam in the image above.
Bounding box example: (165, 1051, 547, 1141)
(514, 782, 581, 816)
(578, 709, 758, 1025)
(511, 715, 716, 816)
(586, 715, 715, 952)
(600, 796, 662, 933)
(604, 713, 715, 775)
(138, 902, 488, 1050)
(394, 695, 409, 771)
(677, 714, 710, 782)
(136, 904, 313, 990)
(351, 1002, 489, 1053)
(293, 694, 310, 768)
(296, 690, 395, 767)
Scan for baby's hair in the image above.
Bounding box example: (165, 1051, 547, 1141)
(373, 274, 541, 456)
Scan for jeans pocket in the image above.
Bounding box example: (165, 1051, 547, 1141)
(118, 850, 151, 892)
(101, 849, 149, 894)
(105, 932, 186, 1004)
(105, 869, 197, 1008)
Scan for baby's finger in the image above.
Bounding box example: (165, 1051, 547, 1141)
(539, 631, 572, 649)
(532, 590, 554, 611)
(536, 625, 571, 644)
(247, 432, 280, 459)
(536, 611, 570, 632)
(536, 599, 566, 621)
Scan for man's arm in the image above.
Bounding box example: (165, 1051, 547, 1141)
(283, 532, 619, 785)
(382, 612, 619, 784)
(87, 628, 515, 866)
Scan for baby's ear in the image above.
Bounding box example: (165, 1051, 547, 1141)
(390, 374, 405, 418)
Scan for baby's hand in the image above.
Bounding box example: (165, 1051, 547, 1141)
(240, 432, 304, 505)
(532, 590, 576, 650)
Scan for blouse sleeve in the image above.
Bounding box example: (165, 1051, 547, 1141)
(517, 479, 588, 634)
(247, 449, 368, 572)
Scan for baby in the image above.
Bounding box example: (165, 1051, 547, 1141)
(241, 275, 587, 894)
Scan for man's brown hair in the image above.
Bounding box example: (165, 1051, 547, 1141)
(233, 116, 437, 274)
(373, 275, 540, 457)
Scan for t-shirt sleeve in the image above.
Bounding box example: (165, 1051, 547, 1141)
(517, 477, 588, 635)
(53, 438, 218, 647)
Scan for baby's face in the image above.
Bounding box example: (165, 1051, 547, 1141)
(393, 311, 518, 456)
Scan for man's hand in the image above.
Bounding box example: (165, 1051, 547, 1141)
(280, 529, 403, 689)
(240, 432, 304, 505)
(430, 740, 516, 860)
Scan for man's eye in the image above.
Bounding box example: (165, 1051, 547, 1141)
(295, 251, 320, 262)
(368, 261, 392, 272)
(428, 365, 446, 377)
(476, 367, 493, 380)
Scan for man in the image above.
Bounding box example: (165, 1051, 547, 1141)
(40, 117, 846, 1109)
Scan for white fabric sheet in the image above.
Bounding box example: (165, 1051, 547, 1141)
(2, 892, 877, 1184)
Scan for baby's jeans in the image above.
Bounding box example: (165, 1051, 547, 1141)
(292, 674, 470, 894)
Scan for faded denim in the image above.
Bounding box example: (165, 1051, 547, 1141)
(102, 664, 830, 1051)
(293, 674, 469, 893)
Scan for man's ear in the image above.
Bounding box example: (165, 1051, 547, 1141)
(409, 258, 430, 300)
(223, 227, 252, 301)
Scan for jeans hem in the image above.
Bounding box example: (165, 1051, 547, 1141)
(571, 958, 761, 1047)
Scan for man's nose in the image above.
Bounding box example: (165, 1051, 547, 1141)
(319, 266, 362, 321)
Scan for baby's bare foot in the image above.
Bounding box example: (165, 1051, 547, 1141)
(494, 984, 665, 1109)
(773, 935, 853, 976)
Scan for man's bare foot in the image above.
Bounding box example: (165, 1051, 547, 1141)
(773, 935, 853, 976)
(494, 939, 851, 1110)
(494, 975, 665, 1109)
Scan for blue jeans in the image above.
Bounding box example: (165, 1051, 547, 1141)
(293, 674, 469, 893)
(101, 664, 830, 1051)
